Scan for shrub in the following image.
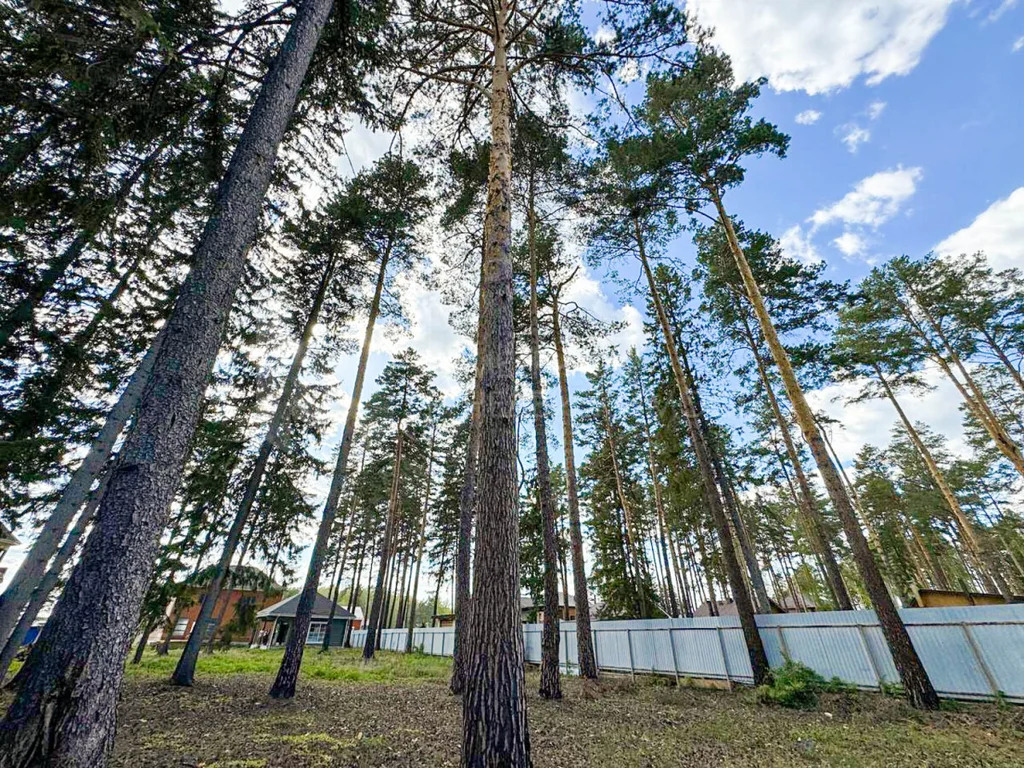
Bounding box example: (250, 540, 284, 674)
(756, 661, 851, 710)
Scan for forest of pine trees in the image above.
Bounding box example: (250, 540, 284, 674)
(0, 1, 1021, 764)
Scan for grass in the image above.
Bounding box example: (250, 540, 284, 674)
(124, 645, 452, 683)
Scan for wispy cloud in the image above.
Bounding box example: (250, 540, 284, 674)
(795, 109, 822, 125)
(838, 124, 871, 153)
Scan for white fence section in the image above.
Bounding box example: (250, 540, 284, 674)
(351, 604, 1024, 702)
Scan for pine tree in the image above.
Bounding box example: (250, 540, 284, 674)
(639, 45, 938, 708)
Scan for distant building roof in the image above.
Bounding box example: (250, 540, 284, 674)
(694, 599, 738, 618)
(256, 593, 354, 620)
(520, 594, 575, 611)
(778, 593, 818, 611)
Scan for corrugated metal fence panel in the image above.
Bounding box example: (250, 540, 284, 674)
(342, 605, 1024, 702)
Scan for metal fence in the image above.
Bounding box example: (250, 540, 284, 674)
(351, 604, 1024, 702)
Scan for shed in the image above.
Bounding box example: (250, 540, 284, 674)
(906, 587, 1022, 608)
(254, 593, 354, 649)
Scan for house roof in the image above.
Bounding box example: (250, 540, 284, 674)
(0, 521, 19, 548)
(256, 592, 354, 620)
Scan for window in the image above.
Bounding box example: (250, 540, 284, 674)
(173, 618, 189, 637)
(306, 621, 327, 645)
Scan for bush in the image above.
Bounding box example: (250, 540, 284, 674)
(756, 661, 853, 710)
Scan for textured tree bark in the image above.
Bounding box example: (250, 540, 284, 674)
(550, 289, 598, 676)
(0, 1, 336, 759)
(526, 181, 561, 699)
(0, 143, 164, 355)
(713, 194, 939, 709)
(449, 253, 485, 695)
(460, 4, 531, 762)
(0, 330, 161, 654)
(873, 365, 1009, 599)
(270, 241, 391, 699)
(174, 254, 336, 685)
(733, 307, 852, 610)
(406, 421, 437, 651)
(0, 473, 104, 684)
(635, 219, 769, 684)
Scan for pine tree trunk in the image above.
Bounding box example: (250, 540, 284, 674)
(271, 241, 392, 698)
(174, 254, 336, 685)
(0, 330, 161, 654)
(0, 143, 163, 355)
(0, 473, 104, 684)
(449, 252, 485, 695)
(406, 422, 437, 651)
(0, 1, 335, 756)
(712, 195, 939, 709)
(980, 328, 1024, 394)
(635, 217, 769, 683)
(631, 359, 680, 617)
(131, 615, 159, 665)
(460, 5, 530, 761)
(873, 365, 1010, 599)
(694, 530, 718, 615)
(898, 298, 1024, 477)
(364, 415, 406, 661)
(3, 239, 151, 447)
(675, 339, 774, 614)
(550, 291, 598, 677)
(734, 307, 852, 609)
(323, 474, 362, 652)
(599, 383, 649, 615)
(526, 178, 561, 699)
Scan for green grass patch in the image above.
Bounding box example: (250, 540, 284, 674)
(127, 646, 451, 683)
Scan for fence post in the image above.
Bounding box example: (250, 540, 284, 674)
(667, 628, 680, 684)
(776, 626, 789, 660)
(856, 624, 883, 691)
(626, 629, 635, 679)
(592, 629, 599, 672)
(715, 626, 731, 684)
(961, 622, 1000, 697)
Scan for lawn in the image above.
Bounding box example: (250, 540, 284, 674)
(8, 648, 1024, 766)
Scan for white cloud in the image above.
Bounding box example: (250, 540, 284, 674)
(832, 231, 867, 257)
(809, 166, 923, 230)
(687, 0, 955, 93)
(807, 363, 971, 470)
(780, 224, 821, 265)
(867, 100, 887, 120)
(795, 109, 822, 125)
(1013, 35, 1024, 52)
(838, 123, 871, 153)
(934, 186, 1024, 272)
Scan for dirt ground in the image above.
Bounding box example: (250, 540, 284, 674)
(10, 649, 1024, 766)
